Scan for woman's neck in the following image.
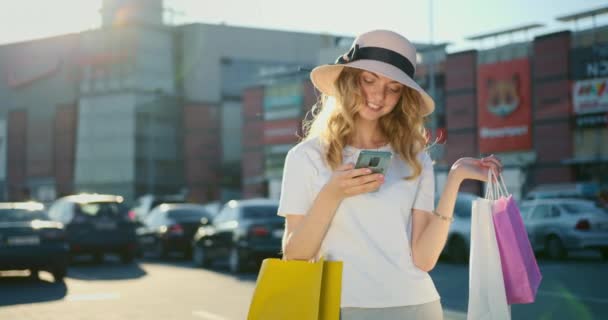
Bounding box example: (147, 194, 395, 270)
(349, 119, 387, 149)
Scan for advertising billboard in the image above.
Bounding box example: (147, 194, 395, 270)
(477, 58, 532, 153)
(573, 77, 608, 115)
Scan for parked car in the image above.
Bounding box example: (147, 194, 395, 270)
(137, 203, 213, 259)
(524, 182, 599, 201)
(192, 198, 283, 273)
(0, 202, 68, 282)
(130, 194, 186, 224)
(438, 192, 479, 263)
(47, 194, 137, 263)
(520, 198, 608, 260)
(435, 192, 479, 263)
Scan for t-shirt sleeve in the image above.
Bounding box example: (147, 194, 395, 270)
(277, 148, 315, 217)
(412, 152, 435, 212)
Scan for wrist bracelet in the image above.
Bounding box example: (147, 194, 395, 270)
(432, 210, 454, 222)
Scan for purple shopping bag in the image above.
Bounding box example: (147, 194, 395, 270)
(492, 195, 542, 304)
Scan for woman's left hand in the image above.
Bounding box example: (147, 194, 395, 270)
(449, 155, 503, 183)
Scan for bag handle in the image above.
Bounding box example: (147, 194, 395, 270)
(484, 169, 510, 200)
(484, 169, 496, 200)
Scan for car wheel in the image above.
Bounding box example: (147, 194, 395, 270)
(448, 236, 469, 264)
(183, 247, 193, 260)
(155, 241, 168, 259)
(228, 247, 245, 273)
(545, 236, 566, 260)
(120, 250, 135, 264)
(51, 266, 67, 282)
(193, 245, 209, 268)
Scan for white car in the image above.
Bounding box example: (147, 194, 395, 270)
(520, 198, 608, 260)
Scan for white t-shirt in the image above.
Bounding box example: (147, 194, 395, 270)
(277, 137, 440, 308)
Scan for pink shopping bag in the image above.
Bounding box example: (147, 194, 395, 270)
(492, 195, 542, 304)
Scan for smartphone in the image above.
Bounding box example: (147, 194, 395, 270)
(354, 150, 393, 175)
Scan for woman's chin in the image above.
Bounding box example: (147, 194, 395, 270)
(359, 107, 385, 121)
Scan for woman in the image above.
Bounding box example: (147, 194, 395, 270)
(278, 30, 502, 319)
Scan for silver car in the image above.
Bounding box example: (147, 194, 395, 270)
(520, 198, 608, 260)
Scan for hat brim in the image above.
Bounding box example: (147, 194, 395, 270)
(310, 60, 435, 116)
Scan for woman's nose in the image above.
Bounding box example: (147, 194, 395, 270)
(370, 86, 385, 100)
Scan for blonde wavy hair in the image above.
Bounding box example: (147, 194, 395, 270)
(303, 67, 430, 180)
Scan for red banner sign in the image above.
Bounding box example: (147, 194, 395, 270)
(477, 59, 532, 153)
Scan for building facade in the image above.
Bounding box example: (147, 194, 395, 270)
(443, 25, 608, 200)
(242, 23, 608, 202)
(0, 0, 345, 204)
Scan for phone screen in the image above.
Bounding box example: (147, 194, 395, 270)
(354, 150, 393, 175)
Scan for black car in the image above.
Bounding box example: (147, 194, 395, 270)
(47, 194, 137, 263)
(137, 203, 213, 259)
(192, 198, 283, 273)
(0, 202, 69, 282)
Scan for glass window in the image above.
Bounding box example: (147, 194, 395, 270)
(145, 209, 162, 227)
(213, 207, 230, 224)
(242, 205, 279, 219)
(530, 205, 550, 219)
(167, 208, 210, 220)
(0, 209, 47, 222)
(48, 202, 62, 221)
(560, 202, 605, 215)
(454, 197, 473, 218)
(520, 205, 533, 219)
(78, 202, 128, 218)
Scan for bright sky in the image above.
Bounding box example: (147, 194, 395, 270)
(1, 0, 607, 52)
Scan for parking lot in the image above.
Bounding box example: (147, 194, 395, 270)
(1, 251, 606, 320)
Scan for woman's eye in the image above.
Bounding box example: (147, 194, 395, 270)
(389, 87, 401, 93)
(363, 78, 374, 83)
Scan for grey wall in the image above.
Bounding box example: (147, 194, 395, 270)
(179, 24, 342, 103)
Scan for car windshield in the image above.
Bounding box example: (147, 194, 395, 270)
(243, 205, 279, 219)
(167, 208, 209, 220)
(78, 202, 128, 218)
(0, 209, 48, 222)
(560, 202, 607, 215)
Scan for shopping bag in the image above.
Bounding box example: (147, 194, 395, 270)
(467, 170, 510, 320)
(492, 175, 542, 304)
(247, 257, 342, 320)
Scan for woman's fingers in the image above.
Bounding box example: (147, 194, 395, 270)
(341, 172, 384, 195)
(481, 156, 503, 173)
(345, 177, 384, 195)
(337, 163, 354, 171)
(347, 167, 373, 178)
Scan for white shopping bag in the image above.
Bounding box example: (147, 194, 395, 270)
(467, 171, 510, 320)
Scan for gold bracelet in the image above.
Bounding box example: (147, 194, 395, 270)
(432, 210, 454, 222)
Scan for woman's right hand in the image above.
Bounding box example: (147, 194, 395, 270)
(323, 163, 385, 200)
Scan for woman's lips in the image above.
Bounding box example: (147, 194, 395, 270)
(367, 102, 382, 111)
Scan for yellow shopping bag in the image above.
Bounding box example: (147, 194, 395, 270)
(247, 257, 343, 320)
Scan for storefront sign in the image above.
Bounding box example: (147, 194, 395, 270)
(574, 112, 608, 128)
(573, 77, 608, 115)
(571, 44, 608, 80)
